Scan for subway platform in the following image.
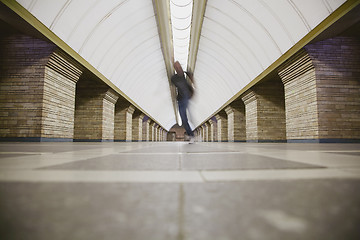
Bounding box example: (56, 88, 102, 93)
(0, 141, 360, 240)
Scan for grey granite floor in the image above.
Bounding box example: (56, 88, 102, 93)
(0, 142, 360, 240)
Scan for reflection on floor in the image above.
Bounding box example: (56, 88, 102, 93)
(0, 142, 360, 240)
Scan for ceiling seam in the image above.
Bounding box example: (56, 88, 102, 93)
(228, 0, 282, 55)
(204, 15, 266, 69)
(49, 0, 72, 30)
(287, 0, 312, 31)
(257, 0, 295, 45)
(95, 16, 156, 69)
(78, 0, 130, 54)
(199, 34, 252, 81)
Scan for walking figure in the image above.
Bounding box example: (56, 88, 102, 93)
(171, 61, 195, 143)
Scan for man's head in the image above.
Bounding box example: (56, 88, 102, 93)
(174, 61, 184, 76)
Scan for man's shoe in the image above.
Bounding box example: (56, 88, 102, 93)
(189, 136, 195, 144)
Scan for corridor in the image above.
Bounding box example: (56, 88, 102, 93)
(1, 142, 359, 239)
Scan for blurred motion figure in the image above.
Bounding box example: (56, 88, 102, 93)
(171, 61, 195, 143)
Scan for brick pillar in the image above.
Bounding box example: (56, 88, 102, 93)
(204, 123, 210, 142)
(74, 77, 118, 142)
(208, 119, 215, 142)
(132, 113, 144, 142)
(215, 112, 228, 142)
(225, 106, 234, 142)
(164, 131, 167, 141)
(102, 90, 119, 141)
(0, 35, 82, 141)
(279, 37, 360, 142)
(125, 106, 135, 142)
(143, 118, 150, 141)
(157, 126, 161, 141)
(225, 101, 246, 142)
(156, 126, 159, 141)
(160, 128, 163, 142)
(241, 78, 286, 142)
(200, 126, 204, 142)
(114, 103, 135, 142)
(151, 123, 156, 141)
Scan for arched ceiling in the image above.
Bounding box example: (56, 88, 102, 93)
(14, 0, 176, 130)
(188, 0, 349, 127)
(7, 0, 355, 130)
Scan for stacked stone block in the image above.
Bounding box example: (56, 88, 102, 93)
(195, 128, 201, 141)
(74, 76, 118, 141)
(208, 119, 215, 142)
(157, 126, 161, 141)
(0, 35, 82, 141)
(225, 100, 246, 142)
(278, 37, 360, 142)
(278, 50, 319, 141)
(306, 37, 360, 141)
(151, 123, 157, 141)
(241, 78, 286, 142)
(132, 112, 144, 142)
(204, 123, 209, 142)
(143, 118, 150, 141)
(114, 103, 135, 142)
(215, 111, 227, 142)
(101, 90, 119, 141)
(160, 128, 164, 141)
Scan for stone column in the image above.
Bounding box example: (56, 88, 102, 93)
(0, 35, 82, 141)
(215, 111, 228, 142)
(74, 76, 119, 142)
(157, 126, 161, 141)
(102, 90, 119, 141)
(143, 118, 151, 141)
(278, 37, 360, 142)
(225, 100, 246, 142)
(208, 119, 215, 142)
(203, 123, 209, 142)
(197, 128, 202, 142)
(114, 103, 135, 142)
(241, 77, 286, 142)
(164, 131, 167, 141)
(151, 123, 157, 142)
(132, 113, 144, 142)
(160, 128, 163, 142)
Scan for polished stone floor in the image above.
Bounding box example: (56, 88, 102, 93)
(0, 142, 359, 240)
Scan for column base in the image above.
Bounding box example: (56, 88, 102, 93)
(0, 137, 73, 142)
(73, 139, 114, 142)
(247, 140, 287, 143)
(287, 138, 360, 143)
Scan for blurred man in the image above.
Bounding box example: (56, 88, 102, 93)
(171, 61, 195, 143)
